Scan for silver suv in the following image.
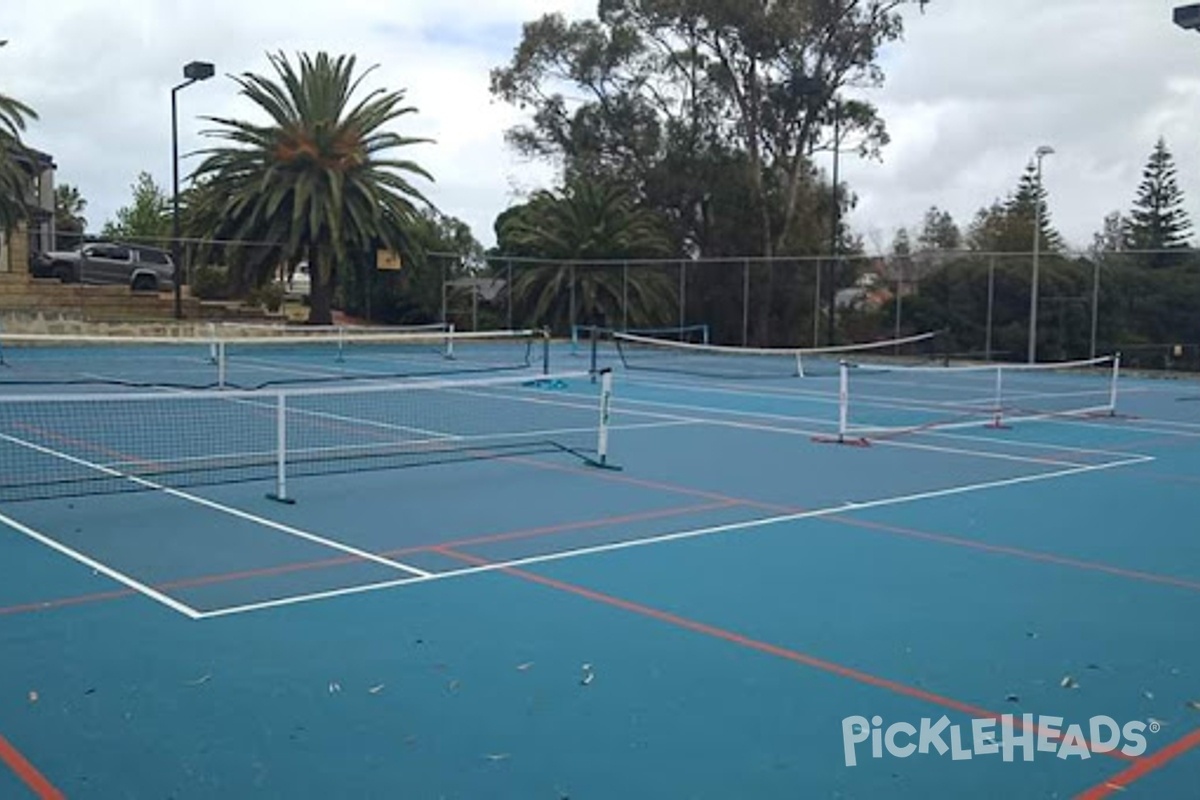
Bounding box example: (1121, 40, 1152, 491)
(33, 242, 176, 292)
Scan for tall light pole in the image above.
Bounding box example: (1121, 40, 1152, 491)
(171, 60, 214, 319)
(1027, 145, 1054, 363)
(1175, 4, 1200, 32)
(827, 97, 841, 347)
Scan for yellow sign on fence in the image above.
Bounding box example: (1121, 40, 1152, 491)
(376, 250, 403, 271)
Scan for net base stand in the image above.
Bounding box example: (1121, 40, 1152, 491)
(583, 455, 623, 472)
(266, 492, 297, 505)
(811, 434, 871, 448)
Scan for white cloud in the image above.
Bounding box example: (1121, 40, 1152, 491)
(842, 0, 1200, 251)
(5, 0, 1200, 251)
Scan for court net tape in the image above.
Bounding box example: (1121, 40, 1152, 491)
(0, 326, 550, 389)
(820, 355, 1122, 443)
(612, 330, 945, 379)
(0, 370, 616, 503)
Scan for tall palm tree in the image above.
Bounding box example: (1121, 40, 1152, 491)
(191, 51, 432, 323)
(0, 41, 39, 234)
(54, 183, 88, 248)
(499, 180, 676, 332)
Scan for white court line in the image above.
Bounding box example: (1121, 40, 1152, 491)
(196, 453, 1155, 619)
(538, 387, 1132, 468)
(0, 506, 203, 619)
(618, 373, 1200, 446)
(0, 432, 433, 581)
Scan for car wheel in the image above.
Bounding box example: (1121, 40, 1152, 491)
(131, 275, 157, 292)
(54, 264, 77, 283)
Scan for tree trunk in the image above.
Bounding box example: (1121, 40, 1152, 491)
(306, 248, 334, 325)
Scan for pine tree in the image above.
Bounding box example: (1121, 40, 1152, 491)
(1006, 162, 1063, 252)
(965, 164, 1063, 254)
(916, 206, 961, 251)
(1089, 211, 1127, 258)
(1124, 138, 1192, 264)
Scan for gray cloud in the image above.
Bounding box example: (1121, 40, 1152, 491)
(5, 0, 1199, 252)
(843, 0, 1200, 251)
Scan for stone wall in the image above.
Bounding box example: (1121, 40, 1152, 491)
(0, 273, 281, 328)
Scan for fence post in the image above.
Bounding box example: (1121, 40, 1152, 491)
(893, 269, 903, 351)
(1090, 259, 1101, 361)
(440, 254, 448, 327)
(678, 260, 687, 335)
(622, 261, 629, 331)
(569, 262, 576, 339)
(813, 257, 822, 347)
(506, 258, 514, 332)
(985, 255, 996, 361)
(742, 258, 750, 346)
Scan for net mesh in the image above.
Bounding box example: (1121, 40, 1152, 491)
(835, 356, 1120, 441)
(0, 371, 608, 503)
(613, 330, 945, 379)
(0, 329, 548, 389)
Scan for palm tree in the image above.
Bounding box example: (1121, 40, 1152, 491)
(0, 41, 39, 234)
(499, 180, 676, 332)
(54, 184, 88, 248)
(191, 51, 432, 323)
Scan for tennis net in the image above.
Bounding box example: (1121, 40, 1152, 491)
(0, 370, 615, 503)
(613, 330, 945, 379)
(0, 328, 549, 389)
(825, 355, 1121, 443)
(571, 323, 710, 356)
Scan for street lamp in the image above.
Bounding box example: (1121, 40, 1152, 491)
(171, 60, 214, 319)
(1027, 145, 1054, 364)
(827, 97, 841, 348)
(1175, 4, 1200, 32)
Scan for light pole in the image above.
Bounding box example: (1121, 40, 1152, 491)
(827, 97, 841, 347)
(171, 60, 214, 320)
(1027, 145, 1054, 363)
(1175, 4, 1200, 32)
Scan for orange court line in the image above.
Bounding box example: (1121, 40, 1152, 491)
(0, 731, 63, 800)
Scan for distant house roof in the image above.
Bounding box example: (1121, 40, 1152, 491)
(4, 142, 55, 173)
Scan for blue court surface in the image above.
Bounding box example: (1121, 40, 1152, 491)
(0, 335, 1198, 799)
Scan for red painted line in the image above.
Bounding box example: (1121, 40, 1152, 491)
(0, 732, 63, 800)
(513, 455, 1200, 594)
(1148, 472, 1200, 488)
(0, 587, 136, 617)
(1076, 727, 1200, 799)
(434, 546, 1132, 763)
(0, 501, 734, 617)
(504, 453, 794, 511)
(402, 500, 739, 553)
(13, 421, 163, 471)
(831, 516, 1200, 593)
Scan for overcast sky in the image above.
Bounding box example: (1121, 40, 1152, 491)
(5, 0, 1200, 253)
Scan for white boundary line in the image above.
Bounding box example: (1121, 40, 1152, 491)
(196, 454, 1154, 619)
(536, 386, 1124, 468)
(0, 507, 203, 619)
(0, 432, 433, 581)
(622, 371, 1200, 440)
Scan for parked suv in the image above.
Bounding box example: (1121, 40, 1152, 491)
(33, 242, 176, 292)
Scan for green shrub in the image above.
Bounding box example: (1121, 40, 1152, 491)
(245, 283, 285, 313)
(191, 265, 233, 300)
